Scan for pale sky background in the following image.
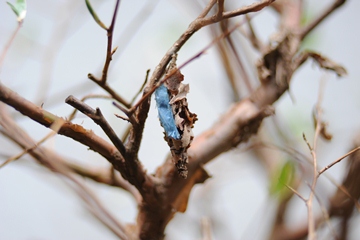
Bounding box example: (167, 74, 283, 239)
(1, 0, 360, 239)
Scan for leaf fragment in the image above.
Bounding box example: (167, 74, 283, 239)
(308, 51, 347, 77)
(6, 0, 27, 22)
(85, 0, 108, 30)
(270, 160, 295, 200)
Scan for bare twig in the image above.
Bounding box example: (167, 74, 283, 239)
(305, 84, 324, 240)
(201, 217, 213, 240)
(88, 74, 131, 108)
(220, 0, 275, 20)
(65, 95, 127, 157)
(312, 189, 338, 240)
(0, 22, 22, 71)
(245, 14, 264, 52)
(318, 147, 360, 176)
(65, 98, 151, 196)
(285, 184, 307, 202)
(68, 94, 113, 121)
(0, 104, 140, 201)
(113, 101, 136, 124)
(0, 118, 64, 168)
(130, 69, 150, 105)
(100, 0, 120, 84)
(0, 83, 133, 180)
(300, 0, 346, 40)
(300, 78, 328, 240)
(87, 0, 131, 108)
(221, 21, 254, 94)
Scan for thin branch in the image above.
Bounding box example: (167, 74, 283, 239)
(0, 118, 64, 169)
(245, 14, 264, 52)
(318, 147, 360, 176)
(198, 0, 217, 18)
(113, 101, 136, 124)
(0, 104, 140, 201)
(114, 113, 130, 122)
(88, 74, 131, 108)
(221, 21, 254, 94)
(300, 0, 346, 40)
(86, 0, 131, 108)
(252, 140, 360, 214)
(305, 79, 326, 240)
(130, 69, 150, 105)
(64, 96, 151, 194)
(0, 83, 128, 174)
(65, 95, 127, 157)
(68, 94, 113, 121)
(220, 0, 275, 20)
(0, 22, 22, 71)
(101, 0, 121, 84)
(285, 184, 307, 202)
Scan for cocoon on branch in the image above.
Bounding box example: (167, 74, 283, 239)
(155, 84, 181, 140)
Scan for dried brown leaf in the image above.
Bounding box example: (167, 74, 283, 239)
(169, 84, 189, 104)
(308, 52, 347, 77)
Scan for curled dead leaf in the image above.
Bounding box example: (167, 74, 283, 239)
(307, 51, 347, 77)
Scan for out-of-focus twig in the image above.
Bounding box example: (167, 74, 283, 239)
(300, 0, 346, 40)
(201, 217, 213, 240)
(0, 23, 22, 72)
(303, 79, 325, 240)
(318, 147, 360, 176)
(0, 118, 64, 168)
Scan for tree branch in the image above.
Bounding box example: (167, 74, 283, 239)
(0, 104, 129, 239)
(300, 0, 346, 40)
(0, 103, 141, 202)
(135, 0, 347, 236)
(65, 95, 127, 157)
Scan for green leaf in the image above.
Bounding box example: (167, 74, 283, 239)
(269, 160, 295, 200)
(6, 0, 27, 22)
(85, 0, 107, 30)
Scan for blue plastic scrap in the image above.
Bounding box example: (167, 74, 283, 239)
(155, 84, 181, 140)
